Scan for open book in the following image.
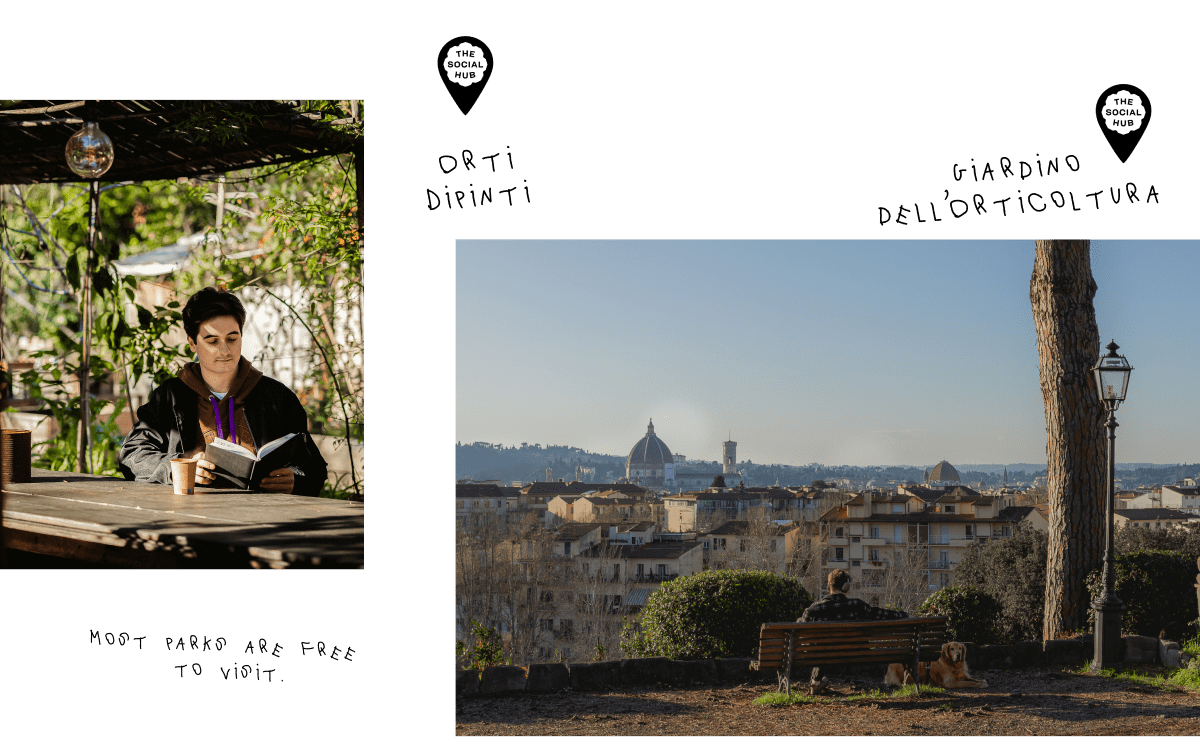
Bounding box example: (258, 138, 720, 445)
(203, 433, 301, 490)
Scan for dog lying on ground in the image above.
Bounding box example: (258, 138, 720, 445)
(884, 642, 988, 689)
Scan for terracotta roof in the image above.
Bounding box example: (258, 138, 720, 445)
(524, 481, 646, 495)
(818, 507, 849, 521)
(455, 485, 509, 498)
(578, 540, 700, 560)
(583, 497, 637, 507)
(554, 523, 603, 540)
(1115, 509, 1197, 521)
(705, 520, 792, 537)
(997, 506, 1039, 522)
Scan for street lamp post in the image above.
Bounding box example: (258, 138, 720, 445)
(1091, 340, 1132, 671)
(64, 102, 114, 474)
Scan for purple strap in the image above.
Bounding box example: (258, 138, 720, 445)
(209, 395, 237, 445)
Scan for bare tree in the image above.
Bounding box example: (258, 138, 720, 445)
(454, 514, 508, 656)
(784, 519, 824, 594)
(711, 506, 787, 574)
(1031, 240, 1106, 639)
(877, 545, 930, 614)
(570, 542, 634, 661)
(487, 523, 556, 662)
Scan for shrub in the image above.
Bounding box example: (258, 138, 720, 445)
(455, 619, 506, 671)
(953, 528, 1047, 644)
(916, 586, 1000, 644)
(1084, 550, 1199, 642)
(1115, 524, 1200, 561)
(621, 569, 812, 659)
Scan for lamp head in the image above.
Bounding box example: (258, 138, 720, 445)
(1093, 340, 1132, 409)
(65, 106, 114, 179)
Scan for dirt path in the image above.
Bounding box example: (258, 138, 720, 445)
(456, 667, 1200, 735)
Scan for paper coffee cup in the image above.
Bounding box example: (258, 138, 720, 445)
(171, 458, 198, 495)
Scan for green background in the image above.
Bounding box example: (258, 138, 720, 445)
(4, 2, 1195, 744)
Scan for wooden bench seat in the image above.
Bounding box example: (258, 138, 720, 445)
(749, 616, 948, 696)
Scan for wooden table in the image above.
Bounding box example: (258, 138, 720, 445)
(2, 469, 363, 568)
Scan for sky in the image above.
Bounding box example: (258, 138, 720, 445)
(458, 240, 1200, 467)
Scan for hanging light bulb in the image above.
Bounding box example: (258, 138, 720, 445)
(65, 121, 114, 178)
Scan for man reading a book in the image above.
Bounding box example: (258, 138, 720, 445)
(119, 287, 328, 495)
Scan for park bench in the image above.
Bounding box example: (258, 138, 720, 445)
(749, 616, 948, 696)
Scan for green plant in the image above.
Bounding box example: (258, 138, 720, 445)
(753, 691, 821, 705)
(1170, 667, 1200, 691)
(620, 569, 812, 660)
(1083, 665, 1200, 693)
(917, 585, 1000, 645)
(591, 643, 607, 662)
(1181, 628, 1200, 657)
(456, 620, 505, 672)
(890, 682, 946, 698)
(1084, 551, 1199, 642)
(954, 528, 1048, 643)
(1115, 524, 1200, 562)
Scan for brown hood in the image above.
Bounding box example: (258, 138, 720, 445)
(178, 356, 263, 406)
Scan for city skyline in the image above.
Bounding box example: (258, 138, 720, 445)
(457, 240, 1200, 466)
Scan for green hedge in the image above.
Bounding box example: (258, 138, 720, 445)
(953, 529, 1047, 643)
(1084, 550, 1199, 641)
(622, 569, 812, 659)
(916, 585, 1001, 644)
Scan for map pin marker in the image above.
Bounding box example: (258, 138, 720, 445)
(439, 36, 493, 115)
(1096, 84, 1151, 163)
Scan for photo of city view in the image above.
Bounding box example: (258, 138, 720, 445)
(454, 240, 1200, 727)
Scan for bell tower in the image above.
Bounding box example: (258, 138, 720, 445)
(722, 434, 737, 476)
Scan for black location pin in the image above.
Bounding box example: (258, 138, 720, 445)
(439, 37, 493, 115)
(1095, 84, 1151, 163)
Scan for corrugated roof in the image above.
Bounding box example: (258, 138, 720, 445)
(627, 588, 654, 607)
(0, 100, 361, 184)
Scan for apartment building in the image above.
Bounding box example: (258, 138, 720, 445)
(455, 483, 509, 529)
(815, 489, 1034, 607)
(1114, 508, 1198, 529)
(697, 519, 804, 574)
(503, 520, 702, 661)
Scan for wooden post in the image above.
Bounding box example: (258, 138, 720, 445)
(911, 625, 921, 697)
(784, 631, 793, 696)
(76, 179, 97, 474)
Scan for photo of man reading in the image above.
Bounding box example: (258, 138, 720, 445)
(119, 286, 328, 495)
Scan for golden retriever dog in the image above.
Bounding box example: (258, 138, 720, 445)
(884, 642, 988, 689)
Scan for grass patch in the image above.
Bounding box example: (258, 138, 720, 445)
(890, 682, 947, 698)
(753, 691, 820, 706)
(753, 683, 945, 706)
(1080, 663, 1200, 692)
(1181, 635, 1200, 657)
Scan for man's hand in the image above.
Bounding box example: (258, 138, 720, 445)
(259, 467, 295, 495)
(195, 459, 218, 485)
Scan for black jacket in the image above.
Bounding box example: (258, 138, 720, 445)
(118, 376, 328, 497)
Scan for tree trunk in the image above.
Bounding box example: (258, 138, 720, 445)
(1030, 240, 1106, 640)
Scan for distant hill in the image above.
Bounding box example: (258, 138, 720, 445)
(456, 443, 1200, 488)
(456, 442, 627, 484)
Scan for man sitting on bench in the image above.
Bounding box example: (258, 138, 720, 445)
(798, 569, 908, 694)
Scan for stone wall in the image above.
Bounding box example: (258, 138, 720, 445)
(457, 635, 1197, 698)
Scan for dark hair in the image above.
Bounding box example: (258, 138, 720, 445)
(182, 286, 246, 341)
(828, 569, 850, 591)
